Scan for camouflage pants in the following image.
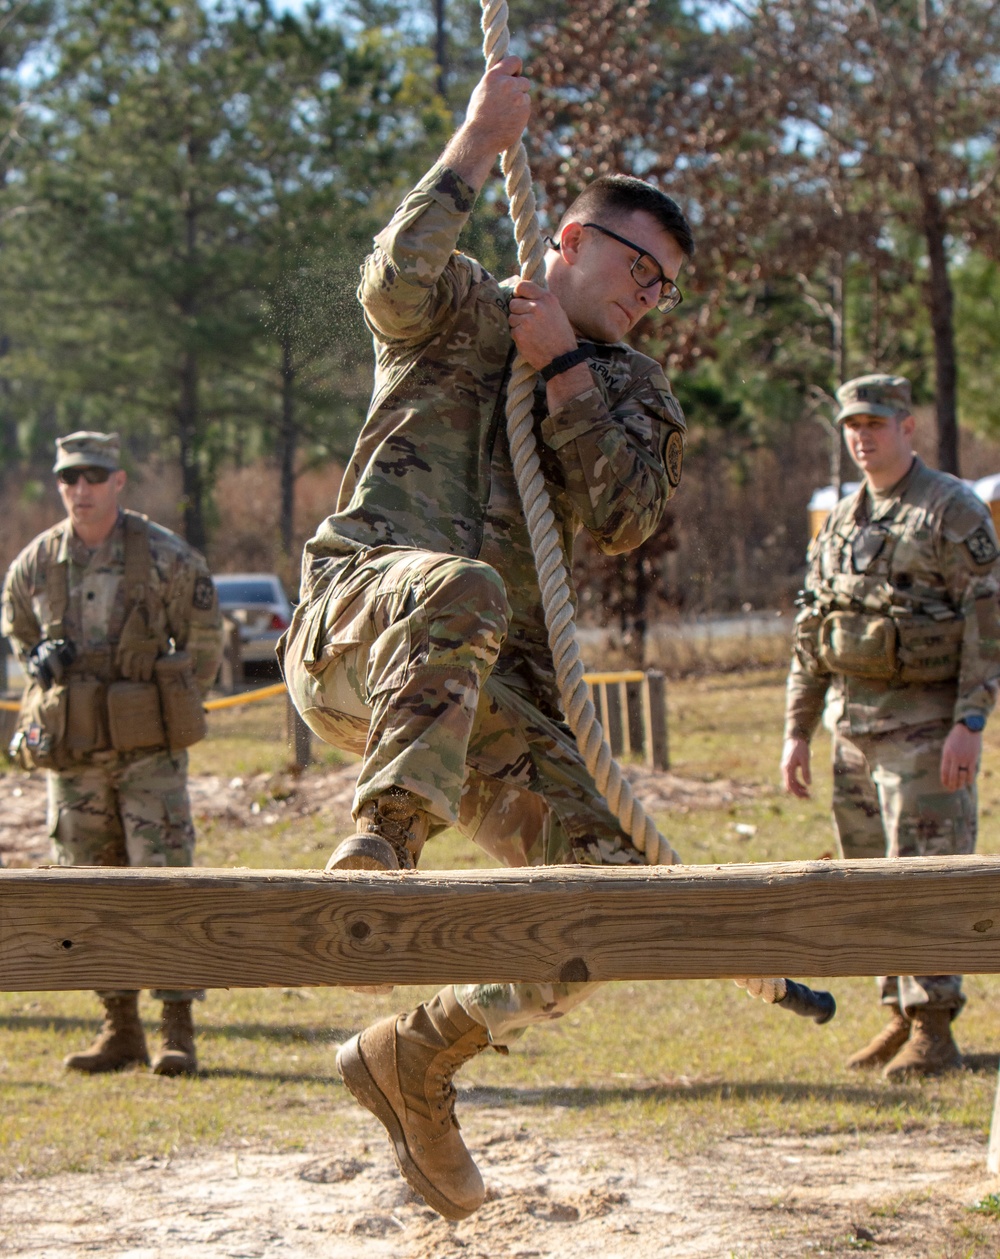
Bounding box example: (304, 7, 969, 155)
(48, 749, 202, 1003)
(283, 548, 651, 1040)
(832, 720, 976, 1015)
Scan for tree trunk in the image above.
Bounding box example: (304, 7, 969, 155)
(433, 0, 447, 101)
(178, 347, 204, 548)
(918, 172, 959, 474)
(178, 158, 205, 547)
(279, 332, 296, 557)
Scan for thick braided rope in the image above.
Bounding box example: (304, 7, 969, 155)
(480, 0, 784, 1004)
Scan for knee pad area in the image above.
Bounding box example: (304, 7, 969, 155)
(423, 559, 510, 662)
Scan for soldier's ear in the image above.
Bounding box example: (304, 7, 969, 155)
(900, 413, 916, 439)
(558, 221, 586, 264)
(113, 469, 127, 493)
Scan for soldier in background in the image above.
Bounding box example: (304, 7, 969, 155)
(281, 57, 691, 1219)
(781, 375, 1000, 1077)
(2, 431, 224, 1076)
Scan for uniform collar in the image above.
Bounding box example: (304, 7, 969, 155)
(855, 455, 925, 523)
(59, 510, 126, 566)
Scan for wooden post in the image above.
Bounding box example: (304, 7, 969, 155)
(642, 669, 669, 770)
(286, 693, 312, 768)
(988, 1063, 1000, 1175)
(216, 616, 244, 695)
(617, 679, 631, 757)
(626, 679, 645, 757)
(605, 682, 625, 756)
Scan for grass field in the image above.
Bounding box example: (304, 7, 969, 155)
(3, 667, 1000, 1194)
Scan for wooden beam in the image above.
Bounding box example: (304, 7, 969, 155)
(3, 856, 1000, 992)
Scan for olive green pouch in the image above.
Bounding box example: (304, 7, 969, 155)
(106, 680, 166, 753)
(818, 610, 897, 680)
(11, 681, 68, 769)
(896, 616, 963, 684)
(155, 652, 207, 750)
(65, 678, 108, 755)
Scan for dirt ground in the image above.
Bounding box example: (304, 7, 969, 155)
(0, 763, 761, 867)
(1, 1119, 998, 1257)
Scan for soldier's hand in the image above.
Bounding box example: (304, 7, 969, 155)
(116, 605, 159, 682)
(781, 736, 812, 799)
(463, 56, 531, 156)
(508, 279, 578, 371)
(940, 723, 982, 792)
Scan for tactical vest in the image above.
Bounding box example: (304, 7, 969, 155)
(12, 512, 205, 768)
(40, 511, 165, 678)
(793, 495, 964, 685)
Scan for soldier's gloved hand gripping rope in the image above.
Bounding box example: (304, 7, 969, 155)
(480, 0, 834, 1025)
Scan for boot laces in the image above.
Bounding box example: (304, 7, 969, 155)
(429, 1071, 461, 1130)
(361, 791, 423, 867)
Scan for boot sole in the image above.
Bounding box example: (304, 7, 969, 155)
(64, 1056, 149, 1074)
(884, 1054, 963, 1080)
(336, 1034, 479, 1221)
(326, 836, 399, 872)
(152, 1056, 198, 1077)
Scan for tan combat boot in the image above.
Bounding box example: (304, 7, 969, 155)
(326, 787, 431, 872)
(846, 1008, 911, 1070)
(152, 999, 198, 1076)
(883, 1008, 962, 1079)
(336, 985, 491, 1220)
(64, 993, 149, 1073)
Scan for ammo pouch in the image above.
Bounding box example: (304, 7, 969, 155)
(895, 616, 963, 684)
(792, 607, 829, 677)
(10, 680, 68, 770)
(154, 652, 207, 750)
(106, 680, 166, 753)
(66, 678, 109, 756)
(818, 610, 897, 681)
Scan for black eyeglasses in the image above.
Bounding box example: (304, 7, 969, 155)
(58, 467, 112, 486)
(582, 223, 683, 313)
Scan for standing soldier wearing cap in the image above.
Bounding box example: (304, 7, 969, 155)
(2, 431, 224, 1076)
(781, 375, 1000, 1076)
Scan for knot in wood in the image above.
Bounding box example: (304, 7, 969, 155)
(559, 956, 589, 983)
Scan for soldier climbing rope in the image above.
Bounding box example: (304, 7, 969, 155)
(478, 0, 831, 1019)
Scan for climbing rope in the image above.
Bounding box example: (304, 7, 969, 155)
(479, 0, 786, 1006)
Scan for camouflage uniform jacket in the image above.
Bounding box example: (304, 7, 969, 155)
(3, 510, 223, 716)
(785, 457, 1000, 740)
(305, 162, 687, 703)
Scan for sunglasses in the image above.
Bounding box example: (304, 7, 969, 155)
(58, 467, 113, 486)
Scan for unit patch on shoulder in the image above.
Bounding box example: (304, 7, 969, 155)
(192, 575, 215, 611)
(665, 430, 684, 487)
(965, 526, 1000, 566)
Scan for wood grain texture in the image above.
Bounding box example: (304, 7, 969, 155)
(3, 856, 1000, 991)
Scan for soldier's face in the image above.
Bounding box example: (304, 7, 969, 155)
(842, 413, 914, 480)
(57, 467, 126, 537)
(553, 211, 686, 343)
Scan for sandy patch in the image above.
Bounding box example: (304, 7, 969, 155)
(0, 1122, 997, 1258)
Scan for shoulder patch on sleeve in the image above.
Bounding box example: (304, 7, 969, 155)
(665, 430, 684, 487)
(192, 575, 215, 611)
(965, 525, 1000, 567)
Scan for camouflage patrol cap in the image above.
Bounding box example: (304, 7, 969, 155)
(835, 374, 912, 424)
(53, 431, 122, 473)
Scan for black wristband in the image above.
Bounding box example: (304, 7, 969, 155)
(539, 346, 590, 382)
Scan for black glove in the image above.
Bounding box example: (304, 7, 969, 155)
(27, 638, 77, 689)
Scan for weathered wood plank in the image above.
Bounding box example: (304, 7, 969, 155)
(3, 856, 1000, 991)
